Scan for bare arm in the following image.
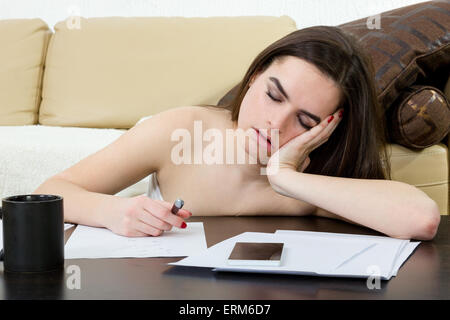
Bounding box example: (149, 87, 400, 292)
(33, 178, 124, 227)
(266, 109, 440, 241)
(269, 169, 441, 240)
(32, 108, 186, 229)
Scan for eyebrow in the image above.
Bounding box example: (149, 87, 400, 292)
(269, 76, 321, 123)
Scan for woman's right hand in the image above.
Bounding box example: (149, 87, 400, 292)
(106, 194, 192, 237)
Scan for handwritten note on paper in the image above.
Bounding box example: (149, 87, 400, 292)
(64, 222, 207, 259)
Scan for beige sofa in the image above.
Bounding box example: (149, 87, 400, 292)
(0, 16, 448, 214)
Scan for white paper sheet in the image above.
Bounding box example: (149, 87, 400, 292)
(274, 230, 420, 279)
(64, 222, 207, 259)
(170, 230, 421, 280)
(64, 223, 75, 230)
(170, 231, 375, 276)
(391, 242, 421, 276)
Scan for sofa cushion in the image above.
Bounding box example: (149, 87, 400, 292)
(0, 124, 148, 200)
(0, 19, 51, 125)
(339, 0, 450, 112)
(39, 16, 296, 129)
(387, 86, 450, 149)
(387, 143, 448, 215)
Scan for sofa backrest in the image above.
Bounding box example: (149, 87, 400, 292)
(38, 16, 297, 129)
(0, 19, 51, 125)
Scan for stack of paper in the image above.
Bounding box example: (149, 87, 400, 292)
(169, 230, 421, 280)
(65, 222, 207, 259)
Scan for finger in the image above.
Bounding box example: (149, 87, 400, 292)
(142, 199, 187, 228)
(175, 210, 192, 219)
(308, 108, 344, 149)
(301, 108, 341, 143)
(137, 210, 172, 231)
(281, 120, 328, 151)
(153, 200, 193, 219)
(327, 108, 344, 126)
(278, 123, 326, 159)
(133, 220, 164, 237)
(123, 228, 148, 237)
(323, 108, 344, 135)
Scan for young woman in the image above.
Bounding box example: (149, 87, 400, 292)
(33, 26, 440, 240)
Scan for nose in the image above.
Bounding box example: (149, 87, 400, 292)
(266, 108, 291, 134)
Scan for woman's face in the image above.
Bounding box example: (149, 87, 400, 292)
(237, 56, 342, 160)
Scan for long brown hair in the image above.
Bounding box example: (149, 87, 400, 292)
(206, 26, 391, 180)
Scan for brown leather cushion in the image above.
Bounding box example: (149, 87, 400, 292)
(218, 1, 450, 149)
(387, 86, 450, 148)
(340, 1, 450, 148)
(339, 0, 450, 111)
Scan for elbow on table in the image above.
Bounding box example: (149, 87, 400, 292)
(405, 200, 441, 241)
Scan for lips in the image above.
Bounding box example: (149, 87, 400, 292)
(253, 127, 272, 147)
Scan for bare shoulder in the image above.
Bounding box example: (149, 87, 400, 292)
(51, 106, 205, 195)
(175, 105, 232, 124)
(135, 105, 232, 164)
(137, 105, 232, 133)
(139, 105, 228, 126)
(50, 105, 230, 195)
(136, 106, 198, 129)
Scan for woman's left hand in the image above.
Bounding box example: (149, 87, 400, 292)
(266, 108, 344, 177)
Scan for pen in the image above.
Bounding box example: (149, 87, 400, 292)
(170, 198, 184, 215)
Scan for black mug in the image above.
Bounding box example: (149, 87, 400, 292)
(0, 194, 64, 273)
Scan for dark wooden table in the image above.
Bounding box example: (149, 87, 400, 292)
(0, 215, 448, 300)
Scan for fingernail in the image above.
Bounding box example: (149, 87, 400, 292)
(181, 222, 187, 229)
(339, 110, 344, 118)
(328, 115, 334, 123)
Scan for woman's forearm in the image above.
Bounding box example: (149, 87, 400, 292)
(32, 177, 125, 228)
(269, 169, 441, 240)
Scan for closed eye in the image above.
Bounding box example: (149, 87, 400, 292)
(297, 114, 313, 130)
(265, 91, 281, 103)
(266, 90, 313, 130)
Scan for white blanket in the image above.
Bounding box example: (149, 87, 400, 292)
(0, 124, 148, 199)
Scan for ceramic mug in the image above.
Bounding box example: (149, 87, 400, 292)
(0, 194, 64, 273)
